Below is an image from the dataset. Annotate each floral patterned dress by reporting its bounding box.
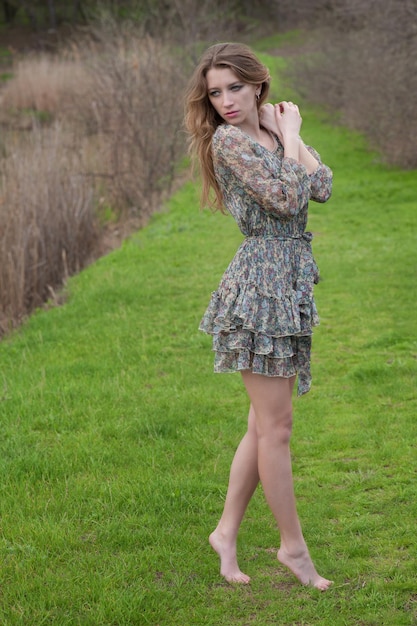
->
[199,124,333,395]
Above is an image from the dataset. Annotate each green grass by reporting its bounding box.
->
[1,50,417,625]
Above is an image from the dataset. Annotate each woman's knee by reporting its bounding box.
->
[256,408,293,444]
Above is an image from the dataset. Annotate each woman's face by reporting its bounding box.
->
[206,67,258,126]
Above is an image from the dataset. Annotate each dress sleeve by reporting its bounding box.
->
[305,145,333,203]
[212,125,311,219]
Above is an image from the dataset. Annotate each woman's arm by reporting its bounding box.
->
[260,102,302,163]
[213,124,311,219]
[260,102,318,173]
[299,141,320,175]
[260,103,332,202]
[304,145,333,202]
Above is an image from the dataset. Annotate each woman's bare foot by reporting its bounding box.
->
[277,547,333,591]
[209,530,250,584]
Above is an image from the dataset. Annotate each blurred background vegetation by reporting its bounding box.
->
[0,0,415,336]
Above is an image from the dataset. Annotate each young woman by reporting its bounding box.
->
[184,42,333,590]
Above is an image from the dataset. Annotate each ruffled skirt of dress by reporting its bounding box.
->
[199,237,320,396]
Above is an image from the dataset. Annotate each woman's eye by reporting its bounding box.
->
[231,85,242,91]
[209,90,220,97]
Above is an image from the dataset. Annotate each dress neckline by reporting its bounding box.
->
[266,131,279,153]
[223,124,279,153]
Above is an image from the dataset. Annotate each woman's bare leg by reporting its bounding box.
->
[209,405,259,583]
[241,371,332,591]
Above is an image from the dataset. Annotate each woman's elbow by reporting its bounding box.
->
[310,166,333,203]
[313,185,332,203]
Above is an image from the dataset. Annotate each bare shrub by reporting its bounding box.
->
[0,123,98,336]
[288,0,417,168]
[87,0,259,48]
[68,24,189,216]
[261,0,375,31]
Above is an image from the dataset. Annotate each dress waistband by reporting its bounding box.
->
[245,231,313,242]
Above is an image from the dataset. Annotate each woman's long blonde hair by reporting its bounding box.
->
[184,43,270,212]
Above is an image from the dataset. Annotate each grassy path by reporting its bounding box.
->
[1,52,416,625]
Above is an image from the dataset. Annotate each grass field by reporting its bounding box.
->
[1,49,416,625]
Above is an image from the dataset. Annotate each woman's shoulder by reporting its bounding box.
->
[213,124,252,154]
[214,123,242,142]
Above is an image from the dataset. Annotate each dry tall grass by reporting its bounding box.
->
[0,124,97,335]
[0,24,189,336]
[0,54,89,115]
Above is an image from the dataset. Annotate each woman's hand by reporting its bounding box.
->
[275,101,302,143]
[260,101,302,149]
[259,103,279,136]
[276,102,319,173]
[273,101,302,161]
